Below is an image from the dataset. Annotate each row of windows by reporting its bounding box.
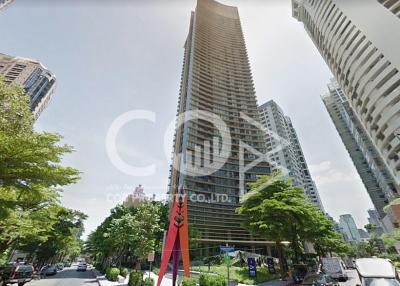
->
[300,0,400,177]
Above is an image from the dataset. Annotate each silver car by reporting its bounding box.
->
[43,265,57,276]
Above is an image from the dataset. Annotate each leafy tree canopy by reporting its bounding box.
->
[0,76,82,258]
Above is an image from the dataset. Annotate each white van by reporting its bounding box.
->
[355,258,400,286]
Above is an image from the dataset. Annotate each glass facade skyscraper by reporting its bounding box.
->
[322,79,397,218]
[169,0,271,252]
[339,214,362,244]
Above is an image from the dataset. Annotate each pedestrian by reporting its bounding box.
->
[40,265,47,279]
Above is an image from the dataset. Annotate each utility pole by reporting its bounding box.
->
[222,243,233,286]
[147,251,155,279]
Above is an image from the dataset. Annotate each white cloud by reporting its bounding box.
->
[310,161,358,186]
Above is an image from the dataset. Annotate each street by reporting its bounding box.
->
[339,270,359,286]
[25,267,96,286]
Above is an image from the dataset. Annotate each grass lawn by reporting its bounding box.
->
[192,265,280,285]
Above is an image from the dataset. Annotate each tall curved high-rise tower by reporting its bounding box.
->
[292,0,400,193]
[169,0,271,253]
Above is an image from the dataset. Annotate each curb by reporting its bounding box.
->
[91,269,102,286]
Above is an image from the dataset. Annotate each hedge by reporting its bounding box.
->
[199,274,225,286]
[181,277,198,286]
[120,268,129,278]
[129,271,143,286]
[106,267,120,282]
[144,277,155,286]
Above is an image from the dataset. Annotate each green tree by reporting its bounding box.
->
[237,173,344,276]
[382,229,400,253]
[0,77,81,255]
[16,207,86,263]
[86,202,164,268]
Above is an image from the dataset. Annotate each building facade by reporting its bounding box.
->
[169,0,271,252]
[358,228,370,242]
[0,54,56,120]
[322,79,398,218]
[377,0,400,19]
[339,214,362,244]
[258,100,324,211]
[326,214,341,232]
[123,185,149,209]
[367,209,385,235]
[0,0,13,10]
[292,0,400,190]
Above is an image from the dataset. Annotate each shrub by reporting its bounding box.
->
[129,271,143,286]
[199,274,225,286]
[106,267,120,282]
[144,277,155,286]
[182,277,198,286]
[120,268,129,278]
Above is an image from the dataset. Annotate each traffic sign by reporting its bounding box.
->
[147,251,155,262]
[220,246,235,253]
[266,257,275,274]
[247,257,257,277]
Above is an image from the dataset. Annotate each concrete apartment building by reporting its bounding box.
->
[292,0,400,192]
[123,185,156,209]
[169,0,271,253]
[259,100,325,211]
[0,54,56,120]
[322,79,398,221]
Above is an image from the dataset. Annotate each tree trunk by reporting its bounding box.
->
[291,224,300,264]
[276,241,286,279]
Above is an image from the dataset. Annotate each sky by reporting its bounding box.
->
[0,0,375,237]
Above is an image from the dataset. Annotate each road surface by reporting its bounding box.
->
[25,267,96,286]
[339,269,359,286]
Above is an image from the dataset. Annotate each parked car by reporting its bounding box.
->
[44,264,57,276]
[77,262,87,272]
[56,263,64,271]
[301,273,339,286]
[322,257,348,282]
[0,263,34,286]
[355,258,400,286]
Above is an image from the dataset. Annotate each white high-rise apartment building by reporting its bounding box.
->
[0,54,56,120]
[259,100,324,211]
[0,0,13,10]
[292,0,400,189]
